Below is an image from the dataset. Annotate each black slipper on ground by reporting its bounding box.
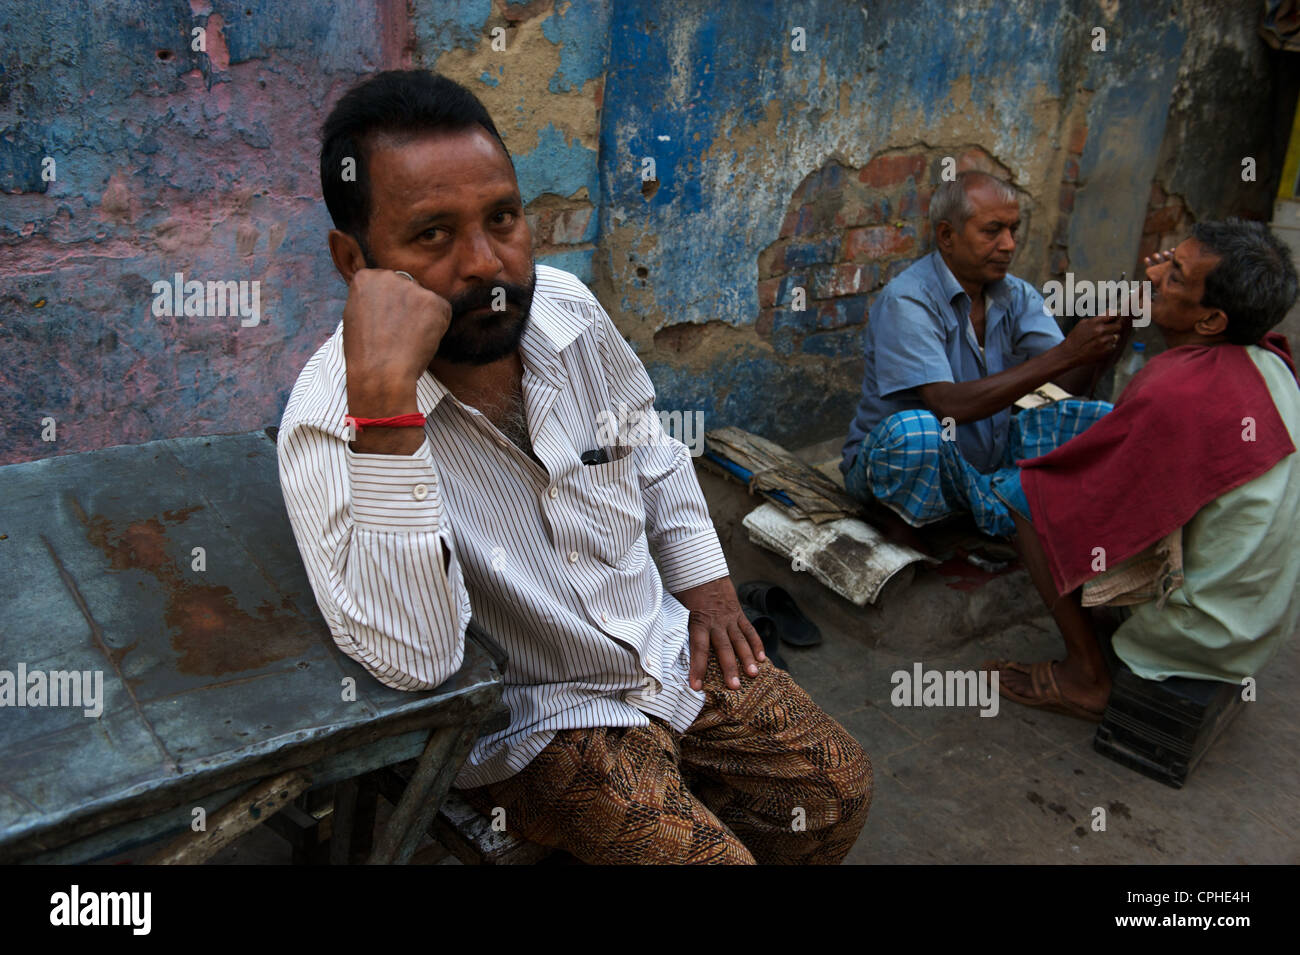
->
[737,580,822,647]
[742,604,787,671]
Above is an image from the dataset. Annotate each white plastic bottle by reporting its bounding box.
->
[1111,341,1147,402]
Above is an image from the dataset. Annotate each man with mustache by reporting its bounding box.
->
[841,170,1121,545]
[277,70,871,864]
[987,220,1300,719]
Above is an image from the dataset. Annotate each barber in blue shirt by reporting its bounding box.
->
[840,170,1121,540]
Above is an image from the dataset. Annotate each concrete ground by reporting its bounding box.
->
[99,438,1300,865]
[707,437,1300,864]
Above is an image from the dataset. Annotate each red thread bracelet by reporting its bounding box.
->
[345,413,427,432]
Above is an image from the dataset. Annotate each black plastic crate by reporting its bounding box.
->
[1093,661,1248,788]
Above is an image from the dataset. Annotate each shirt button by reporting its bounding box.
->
[568,551,579,563]
[600,612,609,623]
[412,483,428,501]
[548,486,558,499]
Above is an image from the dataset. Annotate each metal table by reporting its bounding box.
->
[0,428,505,864]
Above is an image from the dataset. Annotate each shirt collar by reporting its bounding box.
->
[415,271,595,415]
[930,250,1012,310]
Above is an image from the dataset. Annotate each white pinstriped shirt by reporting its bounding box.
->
[276,265,729,787]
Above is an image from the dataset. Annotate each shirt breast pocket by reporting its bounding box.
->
[576,451,646,567]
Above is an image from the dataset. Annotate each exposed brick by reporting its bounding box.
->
[770,307,819,357]
[1063,157,1079,183]
[777,273,809,305]
[758,244,784,278]
[1050,248,1070,274]
[1067,123,1087,156]
[1144,204,1182,235]
[756,309,775,339]
[552,206,593,244]
[800,163,848,203]
[526,209,554,246]
[812,263,876,299]
[791,205,819,236]
[1052,215,1070,247]
[802,326,867,357]
[859,153,927,188]
[815,294,870,329]
[795,164,847,207]
[779,207,800,238]
[1059,184,1075,214]
[1149,181,1167,205]
[897,184,921,217]
[844,224,916,261]
[881,257,915,285]
[833,195,891,228]
[782,235,841,269]
[918,188,932,217]
[757,277,781,309]
[772,307,818,336]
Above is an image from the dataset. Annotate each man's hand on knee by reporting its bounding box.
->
[675,576,765,691]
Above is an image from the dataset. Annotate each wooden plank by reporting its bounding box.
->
[145,771,311,865]
[430,792,553,866]
[367,721,477,864]
[328,778,359,866]
[372,769,551,866]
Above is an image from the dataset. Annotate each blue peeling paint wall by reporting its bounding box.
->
[3,0,1289,465]
[1,0,611,464]
[593,0,1208,448]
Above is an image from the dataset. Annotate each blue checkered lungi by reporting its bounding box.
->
[843,399,1112,538]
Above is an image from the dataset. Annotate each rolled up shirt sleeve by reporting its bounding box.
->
[277,420,471,691]
[594,304,730,594]
[1009,282,1064,361]
[872,290,956,399]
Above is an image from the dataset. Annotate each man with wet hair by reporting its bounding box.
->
[277,70,871,864]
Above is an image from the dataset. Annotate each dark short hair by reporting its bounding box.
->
[1191,218,1298,345]
[320,70,511,252]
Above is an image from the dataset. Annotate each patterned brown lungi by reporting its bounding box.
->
[457,655,872,864]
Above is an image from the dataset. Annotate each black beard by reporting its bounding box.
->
[358,236,537,366]
[437,267,536,366]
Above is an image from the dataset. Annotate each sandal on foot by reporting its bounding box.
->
[983,659,1105,722]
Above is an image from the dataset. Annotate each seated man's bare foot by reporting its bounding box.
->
[984,658,1110,721]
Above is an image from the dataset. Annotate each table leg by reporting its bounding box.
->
[366,721,480,865]
[146,770,311,865]
[328,778,359,866]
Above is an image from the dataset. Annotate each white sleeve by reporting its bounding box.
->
[277,419,471,690]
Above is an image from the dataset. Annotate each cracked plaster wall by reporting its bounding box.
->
[3,0,1287,464]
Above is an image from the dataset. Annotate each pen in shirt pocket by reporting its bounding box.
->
[581,444,633,465]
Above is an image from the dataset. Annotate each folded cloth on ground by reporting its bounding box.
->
[1018,332,1299,596]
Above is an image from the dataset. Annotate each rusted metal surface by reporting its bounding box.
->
[0,429,503,862]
